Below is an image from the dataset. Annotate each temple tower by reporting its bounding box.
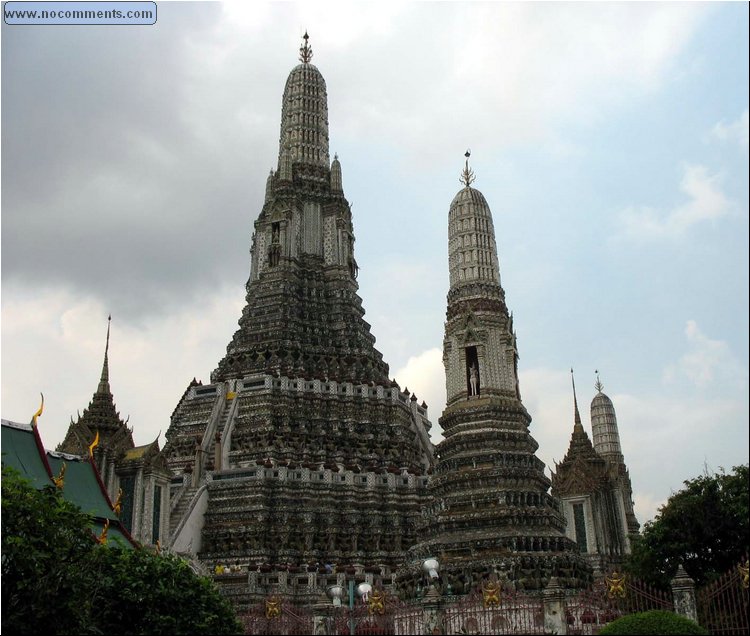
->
[58,316,135,488]
[404,156,591,595]
[57,317,171,546]
[551,372,640,571]
[163,35,434,605]
[590,374,640,536]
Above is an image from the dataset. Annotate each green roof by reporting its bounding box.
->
[47,455,119,521]
[1,420,52,489]
[2,419,135,548]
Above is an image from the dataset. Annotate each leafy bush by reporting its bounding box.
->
[598,610,708,635]
[2,465,241,635]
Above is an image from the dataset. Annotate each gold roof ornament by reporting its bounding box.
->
[88,429,100,458]
[30,393,44,428]
[53,462,67,490]
[460,149,476,187]
[605,571,627,598]
[112,487,123,516]
[98,518,110,545]
[299,31,313,63]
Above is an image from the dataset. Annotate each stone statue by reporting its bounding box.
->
[469,363,478,396]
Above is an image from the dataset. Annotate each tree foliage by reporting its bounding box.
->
[2,465,97,634]
[624,464,749,590]
[1,466,241,635]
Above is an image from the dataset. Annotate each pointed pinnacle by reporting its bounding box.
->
[571,368,582,428]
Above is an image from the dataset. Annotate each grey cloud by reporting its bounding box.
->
[1,4,285,322]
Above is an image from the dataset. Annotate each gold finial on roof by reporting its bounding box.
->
[113,487,123,515]
[98,518,110,544]
[88,430,100,458]
[299,31,313,63]
[595,369,604,393]
[53,462,67,489]
[460,149,476,187]
[30,393,44,428]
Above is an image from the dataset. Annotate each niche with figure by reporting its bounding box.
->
[465,346,480,397]
[268,222,281,267]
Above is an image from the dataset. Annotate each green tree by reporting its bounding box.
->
[2,466,242,635]
[2,466,96,634]
[624,464,749,590]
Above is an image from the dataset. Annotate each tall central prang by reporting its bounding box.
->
[213,33,387,385]
[163,34,435,607]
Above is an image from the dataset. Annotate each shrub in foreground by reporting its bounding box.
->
[598,610,708,635]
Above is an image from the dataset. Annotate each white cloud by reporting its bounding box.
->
[207,2,709,166]
[663,320,748,390]
[619,164,730,239]
[1,284,245,450]
[711,108,749,148]
[612,390,748,524]
[518,363,748,525]
[393,348,446,441]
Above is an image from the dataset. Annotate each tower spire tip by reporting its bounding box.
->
[594,369,604,393]
[571,368,582,428]
[299,30,313,63]
[460,149,476,187]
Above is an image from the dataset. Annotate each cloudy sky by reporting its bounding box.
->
[2,1,748,525]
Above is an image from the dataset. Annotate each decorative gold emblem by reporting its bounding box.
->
[482,580,501,607]
[605,571,627,598]
[368,589,386,616]
[98,518,110,545]
[52,462,66,489]
[739,560,749,589]
[112,488,123,516]
[226,391,236,400]
[265,595,281,619]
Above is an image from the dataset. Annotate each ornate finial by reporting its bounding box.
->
[112,487,123,515]
[98,316,111,390]
[460,149,476,187]
[30,393,44,428]
[571,368,582,427]
[595,369,604,393]
[299,31,313,63]
[53,463,67,489]
[88,430,100,458]
[97,518,110,545]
